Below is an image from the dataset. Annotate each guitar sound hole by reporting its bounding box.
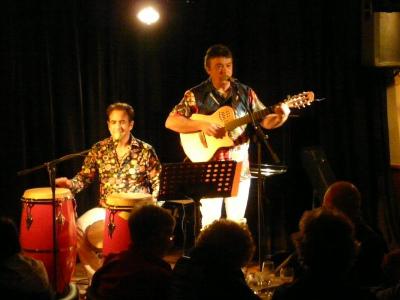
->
[219,111,232,122]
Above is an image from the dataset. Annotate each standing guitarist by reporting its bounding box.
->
[165,44,290,228]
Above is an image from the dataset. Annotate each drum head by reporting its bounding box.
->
[85,220,104,251]
[77,207,106,278]
[105,192,153,208]
[22,187,72,201]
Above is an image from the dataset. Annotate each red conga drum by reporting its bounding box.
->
[20,187,77,295]
[103,192,154,257]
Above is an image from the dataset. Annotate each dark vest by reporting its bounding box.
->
[190,79,252,117]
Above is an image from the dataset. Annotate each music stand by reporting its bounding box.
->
[158,160,242,240]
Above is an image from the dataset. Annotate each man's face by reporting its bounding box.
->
[206,56,233,84]
[107,109,134,141]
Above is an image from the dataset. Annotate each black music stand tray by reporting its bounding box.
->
[158,160,242,240]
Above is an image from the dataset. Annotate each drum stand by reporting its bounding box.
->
[158,160,242,247]
[17,149,89,295]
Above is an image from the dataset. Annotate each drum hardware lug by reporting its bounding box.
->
[56,203,65,226]
[26,203,34,230]
[56,214,65,226]
[26,215,33,230]
[108,222,116,238]
[108,209,116,238]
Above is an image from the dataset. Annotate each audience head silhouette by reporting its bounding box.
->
[196,219,255,268]
[169,219,257,300]
[323,181,362,222]
[0,216,53,300]
[273,209,379,300]
[295,207,356,276]
[128,204,176,256]
[87,205,176,300]
[0,216,21,260]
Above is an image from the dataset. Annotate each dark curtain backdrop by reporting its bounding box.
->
[2,0,399,254]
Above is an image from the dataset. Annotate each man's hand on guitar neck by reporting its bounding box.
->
[260,102,290,129]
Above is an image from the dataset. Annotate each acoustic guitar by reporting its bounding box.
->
[180,91,315,162]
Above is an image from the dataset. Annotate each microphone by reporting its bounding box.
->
[228,77,240,94]
[228,77,238,84]
[113,131,121,143]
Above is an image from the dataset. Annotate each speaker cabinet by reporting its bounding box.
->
[362,1,400,67]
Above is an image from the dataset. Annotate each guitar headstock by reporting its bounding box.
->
[284,91,315,109]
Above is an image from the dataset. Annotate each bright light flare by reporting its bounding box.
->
[137,6,160,25]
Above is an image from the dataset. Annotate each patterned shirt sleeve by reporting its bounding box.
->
[169,90,199,118]
[146,146,161,199]
[70,147,98,194]
[248,88,266,112]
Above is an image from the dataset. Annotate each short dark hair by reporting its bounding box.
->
[295,207,356,274]
[128,205,176,248]
[106,102,135,121]
[204,44,233,70]
[196,219,255,268]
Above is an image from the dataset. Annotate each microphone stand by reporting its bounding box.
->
[238,92,281,272]
[250,119,280,271]
[17,149,89,294]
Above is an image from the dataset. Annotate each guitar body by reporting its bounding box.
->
[180,106,236,162]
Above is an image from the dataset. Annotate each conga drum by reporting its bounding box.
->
[103,192,154,257]
[20,187,77,295]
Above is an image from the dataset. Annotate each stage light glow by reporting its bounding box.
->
[137,6,160,25]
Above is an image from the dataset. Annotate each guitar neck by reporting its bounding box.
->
[223,91,314,132]
[225,107,273,131]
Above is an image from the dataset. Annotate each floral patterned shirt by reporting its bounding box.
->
[70,135,161,206]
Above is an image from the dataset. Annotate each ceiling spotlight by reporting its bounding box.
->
[137,6,160,25]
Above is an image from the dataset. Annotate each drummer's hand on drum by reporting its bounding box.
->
[55,177,72,189]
